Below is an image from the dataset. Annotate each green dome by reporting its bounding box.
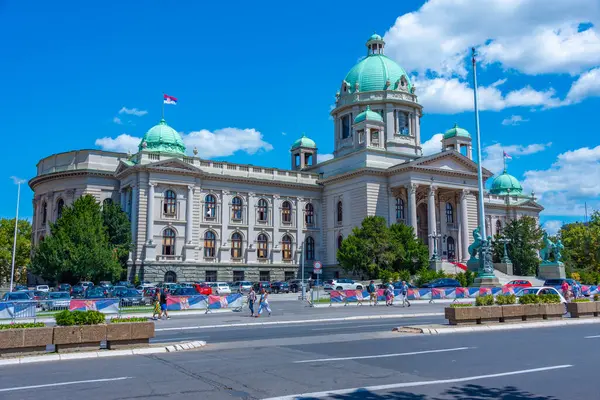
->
[443,123,471,139]
[354,105,383,124]
[490,171,523,195]
[139,119,186,155]
[291,133,316,150]
[368,33,383,41]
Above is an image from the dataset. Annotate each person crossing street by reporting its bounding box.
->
[247,287,257,317]
[401,280,411,307]
[257,288,271,317]
[367,280,377,306]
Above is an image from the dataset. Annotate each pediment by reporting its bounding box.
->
[409,151,493,177]
[114,159,135,176]
[147,158,201,173]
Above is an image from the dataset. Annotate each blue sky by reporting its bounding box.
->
[2,0,599,234]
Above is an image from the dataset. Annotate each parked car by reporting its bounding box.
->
[35,285,50,292]
[253,281,272,293]
[14,285,28,291]
[22,290,46,301]
[99,281,113,289]
[210,282,232,295]
[157,282,179,291]
[543,278,582,288]
[287,279,306,293]
[516,286,567,304]
[324,279,364,291]
[271,281,290,294]
[115,288,146,306]
[41,291,71,311]
[390,282,417,290]
[115,281,134,288]
[137,282,156,290]
[58,283,72,292]
[70,285,85,298]
[232,281,253,293]
[84,287,108,299]
[420,278,461,289]
[2,292,32,301]
[79,281,94,290]
[504,280,532,288]
[172,287,201,296]
[193,283,213,295]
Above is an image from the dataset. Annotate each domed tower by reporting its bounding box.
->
[442,123,472,159]
[332,34,422,160]
[290,133,317,170]
[489,168,523,196]
[139,118,186,155]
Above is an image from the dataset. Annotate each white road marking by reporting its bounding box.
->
[294,346,471,363]
[153,336,210,343]
[584,335,600,339]
[262,365,573,399]
[310,323,404,331]
[0,377,132,393]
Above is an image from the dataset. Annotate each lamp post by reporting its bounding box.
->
[300,240,306,301]
[471,48,499,286]
[9,177,26,292]
[428,231,442,261]
[499,237,512,264]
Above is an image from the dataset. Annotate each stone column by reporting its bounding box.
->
[247,193,256,263]
[460,189,470,262]
[145,183,155,245]
[130,185,138,261]
[388,188,396,225]
[296,197,304,263]
[120,190,126,211]
[427,186,437,257]
[439,195,447,258]
[409,184,418,236]
[185,185,194,244]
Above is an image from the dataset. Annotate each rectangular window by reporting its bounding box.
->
[398,112,410,135]
[233,271,245,282]
[358,130,365,144]
[259,271,270,282]
[284,271,295,281]
[341,115,350,139]
[205,270,217,282]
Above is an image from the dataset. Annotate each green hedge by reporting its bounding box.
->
[539,294,561,304]
[55,310,106,326]
[495,294,516,305]
[450,303,472,308]
[0,322,46,330]
[594,294,599,301]
[475,295,495,306]
[519,294,540,304]
[110,317,148,323]
[573,298,591,303]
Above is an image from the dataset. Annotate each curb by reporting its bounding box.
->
[0,340,206,367]
[393,318,600,335]
[155,312,444,332]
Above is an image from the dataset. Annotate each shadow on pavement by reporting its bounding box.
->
[297,384,558,400]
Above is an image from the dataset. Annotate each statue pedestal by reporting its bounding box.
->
[538,262,566,280]
[466,259,479,273]
[473,276,501,287]
[429,260,444,272]
[493,262,513,276]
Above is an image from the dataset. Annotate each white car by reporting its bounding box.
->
[323,279,363,291]
[210,282,232,295]
[515,286,567,303]
[36,285,50,292]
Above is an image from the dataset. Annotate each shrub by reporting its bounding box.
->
[475,295,495,306]
[415,268,447,287]
[0,322,45,330]
[110,317,148,323]
[55,310,75,326]
[450,303,473,308]
[454,270,475,288]
[539,294,561,304]
[573,298,591,303]
[594,294,599,302]
[55,310,106,326]
[495,294,516,305]
[519,294,540,304]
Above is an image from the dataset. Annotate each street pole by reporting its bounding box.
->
[300,241,305,301]
[10,179,23,292]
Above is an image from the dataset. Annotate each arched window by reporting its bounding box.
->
[257,198,268,222]
[162,228,176,256]
[204,231,216,258]
[337,234,343,250]
[42,202,47,225]
[205,194,216,218]
[164,271,177,283]
[257,233,268,259]
[231,232,243,258]
[281,201,292,224]
[337,201,343,224]
[282,235,293,260]
[231,197,243,220]
[496,220,503,236]
[305,203,315,227]
[164,190,177,215]
[395,198,405,221]
[57,199,65,219]
[446,203,454,223]
[305,236,315,260]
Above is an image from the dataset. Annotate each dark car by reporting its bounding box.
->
[544,278,581,287]
[2,292,33,301]
[271,281,290,294]
[115,288,145,306]
[253,281,272,293]
[14,285,28,291]
[84,287,108,299]
[172,287,201,296]
[288,279,306,293]
[392,282,417,290]
[58,283,72,292]
[41,292,71,311]
[115,281,134,288]
[70,285,85,298]
[421,278,461,289]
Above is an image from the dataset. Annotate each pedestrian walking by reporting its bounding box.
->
[257,288,271,317]
[561,280,570,302]
[247,287,257,317]
[387,281,395,306]
[572,281,581,300]
[367,280,377,306]
[160,287,170,319]
[152,288,161,320]
[401,281,411,307]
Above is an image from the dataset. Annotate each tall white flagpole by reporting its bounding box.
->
[10,178,25,292]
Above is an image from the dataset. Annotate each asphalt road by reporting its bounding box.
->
[2,322,600,399]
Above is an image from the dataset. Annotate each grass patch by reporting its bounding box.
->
[450,303,473,308]
[110,317,148,323]
[0,322,45,330]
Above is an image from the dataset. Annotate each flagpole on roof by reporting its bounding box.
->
[503,150,506,173]
[161,92,165,120]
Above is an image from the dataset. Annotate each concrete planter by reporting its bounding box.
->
[53,325,107,352]
[476,306,502,323]
[567,302,598,318]
[107,322,154,349]
[522,304,543,320]
[0,327,53,356]
[541,303,565,319]
[500,304,525,322]
[445,307,479,325]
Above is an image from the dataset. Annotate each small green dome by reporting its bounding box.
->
[354,106,383,124]
[443,123,471,140]
[344,53,412,94]
[139,119,186,155]
[291,133,316,150]
[368,33,383,41]
[490,171,523,195]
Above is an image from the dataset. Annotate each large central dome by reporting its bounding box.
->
[343,34,412,94]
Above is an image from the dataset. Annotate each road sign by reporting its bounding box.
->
[313,261,322,274]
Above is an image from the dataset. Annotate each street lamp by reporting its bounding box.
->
[498,237,512,264]
[9,176,26,292]
[428,231,442,261]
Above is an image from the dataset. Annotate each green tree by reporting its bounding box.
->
[491,216,543,276]
[102,200,131,271]
[0,219,31,284]
[31,195,122,283]
[560,211,600,274]
[337,216,428,279]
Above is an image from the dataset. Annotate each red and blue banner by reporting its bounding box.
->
[0,301,36,319]
[69,299,119,313]
[207,293,243,309]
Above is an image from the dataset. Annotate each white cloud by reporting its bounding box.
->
[113,117,122,125]
[522,145,600,216]
[564,67,600,104]
[421,133,443,156]
[543,220,563,236]
[118,107,148,117]
[483,142,552,175]
[384,0,600,77]
[96,128,274,159]
[281,132,287,136]
[318,153,334,162]
[95,134,139,154]
[501,115,529,126]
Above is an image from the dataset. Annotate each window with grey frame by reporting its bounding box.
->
[395,198,405,221]
[281,201,292,224]
[231,196,243,221]
[305,203,315,227]
[282,235,293,260]
[257,198,268,222]
[398,111,410,135]
[305,236,315,260]
[205,194,216,218]
[446,203,454,223]
[162,228,176,256]
[257,233,269,259]
[163,190,177,216]
[231,232,243,258]
[56,198,65,220]
[204,231,216,257]
[341,114,351,139]
[337,200,343,224]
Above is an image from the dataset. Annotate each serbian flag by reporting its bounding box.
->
[163,94,178,105]
[503,151,512,160]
